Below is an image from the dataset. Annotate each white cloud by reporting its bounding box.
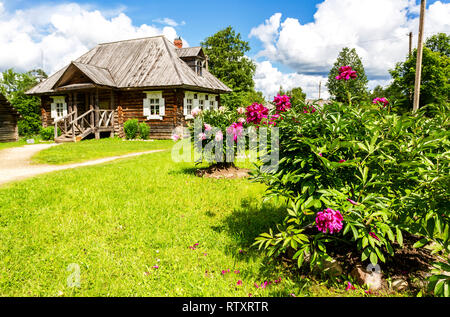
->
[250,0,450,98]
[254,61,329,100]
[0,2,181,74]
[153,17,185,27]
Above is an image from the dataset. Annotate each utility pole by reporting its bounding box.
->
[409,32,413,56]
[318,81,322,100]
[413,0,426,113]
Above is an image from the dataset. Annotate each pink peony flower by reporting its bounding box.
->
[171,134,181,142]
[273,94,292,113]
[237,107,246,114]
[315,208,344,234]
[246,103,269,125]
[336,65,357,81]
[215,130,223,142]
[218,106,226,112]
[226,122,244,142]
[198,132,207,141]
[372,97,389,108]
[237,280,243,286]
[191,107,202,117]
[152,265,159,269]
[238,117,246,123]
[204,123,212,131]
[346,282,356,291]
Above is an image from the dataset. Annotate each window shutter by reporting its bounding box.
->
[160,97,165,116]
[183,98,188,115]
[143,98,150,117]
[51,102,57,119]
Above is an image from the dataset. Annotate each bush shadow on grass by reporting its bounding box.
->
[215,198,288,259]
[167,166,197,176]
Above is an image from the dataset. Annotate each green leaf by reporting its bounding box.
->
[370,251,378,265]
[413,238,428,249]
[396,227,403,247]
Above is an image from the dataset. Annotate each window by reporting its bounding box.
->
[143,91,165,120]
[184,92,219,117]
[50,96,67,119]
[184,92,195,119]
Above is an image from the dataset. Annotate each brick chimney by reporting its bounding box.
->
[174,37,183,49]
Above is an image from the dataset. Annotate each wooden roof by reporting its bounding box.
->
[176,47,205,58]
[27,35,231,95]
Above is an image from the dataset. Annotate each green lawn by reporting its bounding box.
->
[0,139,407,297]
[0,139,28,150]
[0,142,304,297]
[32,138,173,165]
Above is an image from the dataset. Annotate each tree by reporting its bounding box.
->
[201,26,257,108]
[278,86,306,105]
[390,46,449,111]
[0,69,46,136]
[326,47,369,103]
[425,33,450,57]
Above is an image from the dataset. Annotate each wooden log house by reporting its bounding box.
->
[0,93,20,143]
[26,35,231,142]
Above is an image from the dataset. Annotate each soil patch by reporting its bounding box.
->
[283,229,447,294]
[195,165,251,179]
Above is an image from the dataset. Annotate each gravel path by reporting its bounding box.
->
[0,144,164,186]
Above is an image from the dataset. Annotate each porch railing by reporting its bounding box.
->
[54,108,115,141]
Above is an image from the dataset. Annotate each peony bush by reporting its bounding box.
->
[252,96,449,280]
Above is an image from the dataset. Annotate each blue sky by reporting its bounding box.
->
[1,0,449,98]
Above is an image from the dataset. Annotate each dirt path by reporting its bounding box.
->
[0,144,165,186]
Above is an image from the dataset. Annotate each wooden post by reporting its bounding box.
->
[413,0,426,113]
[409,32,413,56]
[110,89,115,137]
[90,93,94,128]
[95,88,100,139]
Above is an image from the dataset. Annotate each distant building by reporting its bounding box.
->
[0,93,19,143]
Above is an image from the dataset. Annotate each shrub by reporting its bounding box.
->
[138,122,150,140]
[123,119,139,140]
[252,99,449,276]
[40,126,60,140]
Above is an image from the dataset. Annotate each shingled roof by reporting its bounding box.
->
[27,35,231,95]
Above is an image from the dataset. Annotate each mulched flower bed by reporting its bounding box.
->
[195,165,251,179]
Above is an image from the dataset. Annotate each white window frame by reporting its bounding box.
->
[184,91,219,118]
[183,91,195,119]
[50,96,67,120]
[143,91,165,120]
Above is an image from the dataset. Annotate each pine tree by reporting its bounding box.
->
[326,47,369,103]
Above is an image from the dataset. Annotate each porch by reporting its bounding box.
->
[52,87,118,143]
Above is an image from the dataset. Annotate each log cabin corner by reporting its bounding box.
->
[26,35,232,142]
[0,93,20,143]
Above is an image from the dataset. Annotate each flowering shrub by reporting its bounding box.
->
[253,101,449,276]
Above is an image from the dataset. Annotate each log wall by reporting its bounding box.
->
[0,94,19,143]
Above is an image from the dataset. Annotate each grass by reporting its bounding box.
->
[0,139,408,297]
[0,143,300,297]
[32,138,173,165]
[0,139,28,150]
